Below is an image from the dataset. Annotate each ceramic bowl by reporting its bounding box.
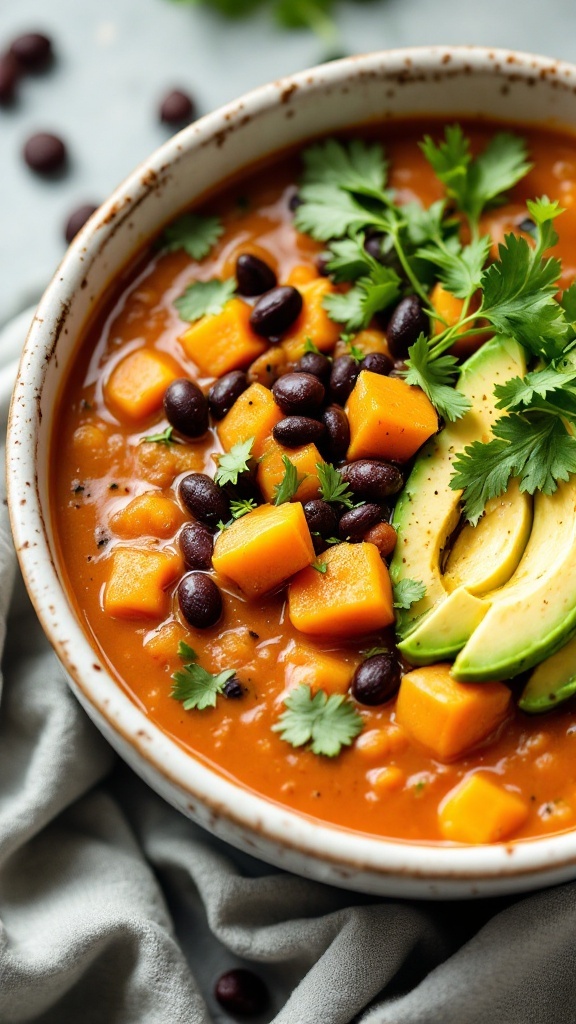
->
[9,46,576,899]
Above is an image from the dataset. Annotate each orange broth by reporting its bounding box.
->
[52,120,576,843]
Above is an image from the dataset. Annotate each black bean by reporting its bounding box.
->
[208,370,248,420]
[223,677,244,699]
[273,416,325,448]
[518,216,536,235]
[339,459,403,501]
[23,132,67,174]
[330,355,359,405]
[339,503,385,542]
[236,253,277,296]
[362,352,393,376]
[321,405,350,460]
[272,372,325,415]
[215,968,269,1017]
[364,232,386,262]
[178,572,222,629]
[303,499,339,554]
[164,378,208,439]
[10,32,53,71]
[179,521,213,570]
[295,351,331,383]
[179,474,229,529]
[159,88,196,126]
[351,654,401,706]
[288,190,302,211]
[64,203,99,244]
[250,286,302,338]
[316,253,331,276]
[386,296,429,360]
[0,53,20,105]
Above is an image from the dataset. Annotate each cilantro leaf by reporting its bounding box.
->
[300,138,389,196]
[273,455,305,504]
[294,183,381,242]
[316,462,355,509]
[214,437,255,487]
[163,213,223,261]
[451,413,576,524]
[323,265,401,331]
[140,425,177,446]
[362,646,391,659]
[171,643,235,711]
[416,235,490,299]
[303,336,323,355]
[175,278,236,323]
[230,497,258,519]
[493,367,576,411]
[311,561,327,574]
[273,684,363,757]
[403,335,468,423]
[393,578,427,610]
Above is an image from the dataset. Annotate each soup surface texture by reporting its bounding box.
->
[53,120,576,844]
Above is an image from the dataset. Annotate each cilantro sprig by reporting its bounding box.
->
[273,455,305,505]
[171,642,236,711]
[273,684,363,757]
[393,579,427,610]
[175,277,236,323]
[140,425,177,446]
[163,213,223,261]
[214,438,255,487]
[316,461,355,509]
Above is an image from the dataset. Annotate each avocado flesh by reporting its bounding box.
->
[399,588,490,664]
[519,633,576,713]
[452,479,576,681]
[391,335,528,650]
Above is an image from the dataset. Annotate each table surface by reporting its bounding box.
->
[1,0,576,327]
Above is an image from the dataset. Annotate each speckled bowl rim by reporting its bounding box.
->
[9,46,576,897]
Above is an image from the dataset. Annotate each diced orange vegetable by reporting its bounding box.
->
[104,547,183,619]
[431,283,467,337]
[247,346,288,388]
[395,664,511,762]
[288,541,395,637]
[213,502,314,598]
[439,774,528,843]
[105,348,180,421]
[346,370,437,462]
[281,279,341,361]
[179,297,267,377]
[110,492,183,538]
[286,264,319,287]
[217,382,283,458]
[283,641,359,695]
[335,329,389,359]
[257,438,325,504]
[144,621,188,663]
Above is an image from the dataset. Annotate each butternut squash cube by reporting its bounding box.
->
[288,541,395,637]
[431,282,467,336]
[439,774,528,843]
[283,641,359,695]
[217,382,283,459]
[281,279,341,361]
[395,664,511,762]
[144,621,188,663]
[346,370,438,462]
[110,492,183,539]
[105,348,180,421]
[257,438,324,504]
[104,547,183,619]
[212,502,314,598]
[179,297,267,377]
[286,264,319,287]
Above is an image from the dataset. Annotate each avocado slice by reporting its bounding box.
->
[519,633,576,713]
[390,335,529,656]
[453,481,576,681]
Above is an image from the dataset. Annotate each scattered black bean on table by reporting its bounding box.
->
[23,131,67,174]
[208,370,248,420]
[236,253,277,296]
[64,203,99,243]
[272,371,325,416]
[386,295,429,359]
[179,521,214,571]
[164,378,209,439]
[273,415,325,448]
[329,355,360,405]
[339,459,403,501]
[249,285,302,338]
[321,405,350,461]
[178,572,222,629]
[0,53,20,104]
[179,473,229,530]
[10,32,53,71]
[295,350,331,383]
[338,503,385,542]
[159,88,196,126]
[214,968,269,1017]
[361,351,393,376]
[351,653,401,706]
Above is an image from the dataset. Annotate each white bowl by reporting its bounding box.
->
[9,46,576,899]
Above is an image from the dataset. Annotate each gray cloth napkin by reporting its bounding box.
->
[1,311,576,1024]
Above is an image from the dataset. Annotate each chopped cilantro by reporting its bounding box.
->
[230,497,258,519]
[316,462,355,509]
[273,455,305,505]
[140,425,177,446]
[171,642,236,711]
[273,683,364,757]
[214,437,255,487]
[175,277,236,323]
[163,213,223,261]
[311,561,327,574]
[393,578,427,610]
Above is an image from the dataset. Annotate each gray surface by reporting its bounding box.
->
[2,0,576,325]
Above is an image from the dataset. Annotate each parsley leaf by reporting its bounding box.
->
[230,497,258,519]
[403,335,468,423]
[393,578,427,610]
[140,425,177,446]
[214,437,255,487]
[273,454,305,505]
[171,643,236,711]
[273,684,363,757]
[316,462,355,509]
[163,213,223,261]
[175,278,236,323]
